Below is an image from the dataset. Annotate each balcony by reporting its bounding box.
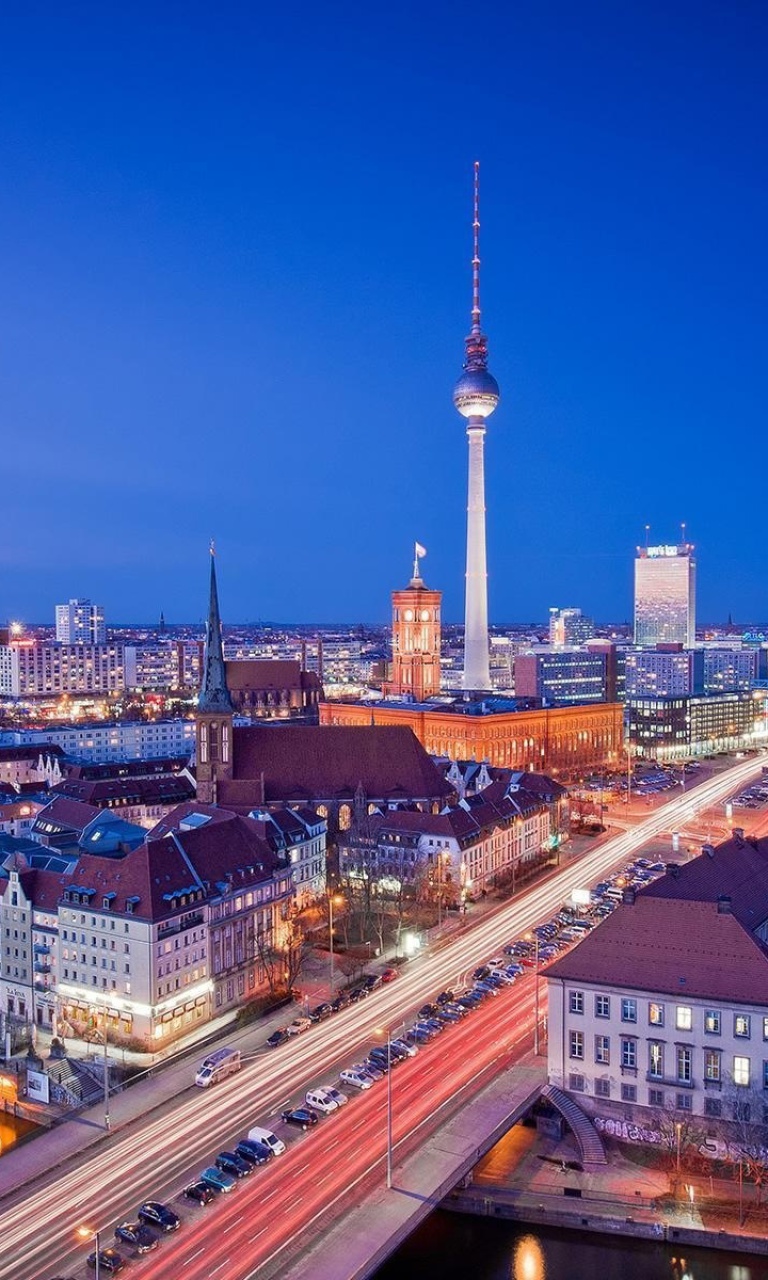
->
[157,911,205,939]
[34,961,51,975]
[33,943,51,956]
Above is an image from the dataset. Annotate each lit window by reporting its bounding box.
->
[648,1002,664,1027]
[735,1014,751,1039]
[676,1006,692,1031]
[569,1030,584,1060]
[734,1056,751,1087]
[705,1010,721,1035]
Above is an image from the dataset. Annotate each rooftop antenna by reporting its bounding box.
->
[681,520,686,548]
[644,524,650,549]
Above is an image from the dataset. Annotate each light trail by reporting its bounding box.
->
[3,757,761,1280]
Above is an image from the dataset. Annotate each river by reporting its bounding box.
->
[373,1210,768,1280]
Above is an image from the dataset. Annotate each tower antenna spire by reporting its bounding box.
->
[472,160,481,335]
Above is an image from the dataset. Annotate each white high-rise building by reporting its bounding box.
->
[634,544,696,648]
[55,598,106,645]
[453,163,500,692]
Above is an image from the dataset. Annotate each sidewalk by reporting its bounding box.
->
[447,1116,768,1255]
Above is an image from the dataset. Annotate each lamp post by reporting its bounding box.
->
[103,1004,110,1131]
[526,932,541,1055]
[376,1024,395,1188]
[327,892,343,1000]
[675,1120,682,1175]
[78,1225,100,1280]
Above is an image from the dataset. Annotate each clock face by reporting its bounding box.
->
[404,609,414,622]
[420,610,430,622]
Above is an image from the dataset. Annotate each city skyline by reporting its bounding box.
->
[1,3,766,624]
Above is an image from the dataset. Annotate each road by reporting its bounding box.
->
[5,755,763,1280]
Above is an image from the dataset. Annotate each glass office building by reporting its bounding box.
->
[634,544,696,648]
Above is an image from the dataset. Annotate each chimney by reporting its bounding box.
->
[622,887,636,905]
[702,843,716,859]
[732,828,745,844]
[667,863,680,878]
[717,895,732,914]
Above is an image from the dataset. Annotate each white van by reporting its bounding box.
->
[305,1088,338,1115]
[247,1126,286,1156]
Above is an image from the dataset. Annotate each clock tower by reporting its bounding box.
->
[387,547,442,701]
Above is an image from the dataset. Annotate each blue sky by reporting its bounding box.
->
[1,1,766,624]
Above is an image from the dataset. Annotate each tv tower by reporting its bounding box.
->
[453,161,499,691]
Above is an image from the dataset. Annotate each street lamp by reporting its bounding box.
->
[327,892,344,1000]
[525,932,541,1055]
[78,1225,100,1280]
[675,1120,682,1174]
[102,1004,110,1131]
[376,1025,395,1188]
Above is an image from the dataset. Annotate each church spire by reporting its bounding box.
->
[198,543,232,713]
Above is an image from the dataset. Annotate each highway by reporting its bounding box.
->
[4,755,763,1280]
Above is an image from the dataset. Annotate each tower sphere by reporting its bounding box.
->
[453,367,500,419]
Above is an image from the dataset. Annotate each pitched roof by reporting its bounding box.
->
[32,796,101,835]
[223,725,451,805]
[226,660,303,691]
[0,744,64,762]
[642,833,768,933]
[547,892,768,1006]
[52,775,195,808]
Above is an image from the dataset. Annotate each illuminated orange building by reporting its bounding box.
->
[385,551,442,701]
[320,698,624,777]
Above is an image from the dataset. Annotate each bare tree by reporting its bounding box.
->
[722,1085,768,1205]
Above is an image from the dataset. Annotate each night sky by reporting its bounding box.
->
[1,1,766,625]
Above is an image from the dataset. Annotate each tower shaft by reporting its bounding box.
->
[463,421,490,690]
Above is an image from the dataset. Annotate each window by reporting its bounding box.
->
[676,1006,692,1031]
[734,1056,751,1087]
[763,1016,768,1041]
[620,1038,637,1069]
[735,1014,751,1039]
[649,1042,664,1079]
[621,998,637,1023]
[705,1009,721,1035]
[649,1088,664,1107]
[763,1061,768,1091]
[595,1035,610,1065]
[595,994,610,1019]
[676,1046,692,1085]
[568,1073,585,1092]
[595,1078,611,1098]
[677,1093,692,1111]
[705,1097,722,1118]
[621,1083,637,1102]
[569,1031,584,1060]
[705,1050,721,1082]
[648,1002,664,1027]
[569,990,584,1015]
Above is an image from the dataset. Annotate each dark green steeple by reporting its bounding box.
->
[198,546,233,713]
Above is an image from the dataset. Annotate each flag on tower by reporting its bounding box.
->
[415,542,427,558]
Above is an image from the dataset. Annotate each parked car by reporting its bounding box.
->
[183,1181,216,1206]
[404,1025,433,1044]
[436,1006,462,1022]
[391,1037,418,1057]
[323,1086,349,1106]
[364,1054,390,1073]
[353,1058,384,1078]
[419,1002,441,1018]
[340,1068,373,1090]
[381,967,399,983]
[348,985,369,1003]
[330,992,351,1011]
[286,1017,312,1036]
[309,1003,333,1021]
[435,989,455,1005]
[266,1028,290,1048]
[114,1222,158,1254]
[235,1139,273,1165]
[363,973,383,990]
[200,1165,237,1193]
[137,1201,180,1232]
[306,1088,339,1114]
[281,1107,320,1130]
[87,1251,126,1274]
[443,1002,469,1017]
[473,966,491,981]
[215,1151,252,1178]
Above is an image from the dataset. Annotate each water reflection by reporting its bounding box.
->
[513,1235,545,1280]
